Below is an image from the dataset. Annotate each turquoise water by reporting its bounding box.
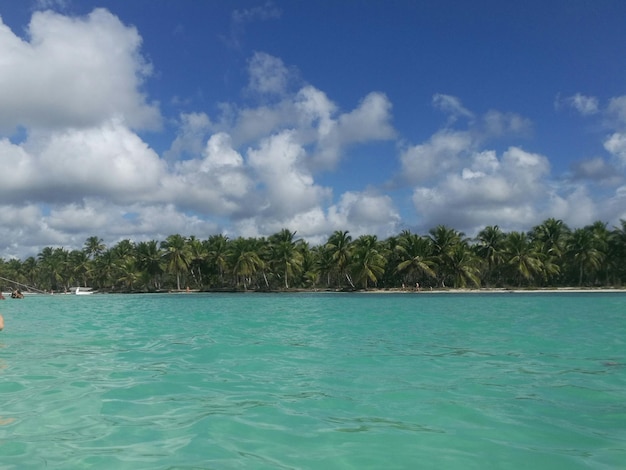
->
[0,292,625,469]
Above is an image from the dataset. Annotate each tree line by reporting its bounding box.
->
[1,218,625,293]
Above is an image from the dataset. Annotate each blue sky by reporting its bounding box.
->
[0,0,625,259]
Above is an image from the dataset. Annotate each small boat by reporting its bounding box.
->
[74,287,94,295]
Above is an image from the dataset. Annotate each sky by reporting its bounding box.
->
[1,0,626,259]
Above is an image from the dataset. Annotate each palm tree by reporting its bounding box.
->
[83,236,106,260]
[205,234,230,287]
[2,258,27,291]
[314,245,336,287]
[566,227,602,286]
[187,235,207,288]
[136,240,164,291]
[325,230,354,288]
[38,247,69,291]
[351,235,387,289]
[69,249,92,288]
[587,221,610,285]
[21,257,39,290]
[530,218,570,286]
[117,259,141,291]
[111,239,135,261]
[228,237,265,290]
[396,232,437,287]
[297,241,319,288]
[447,244,480,288]
[475,225,506,286]
[94,250,117,290]
[504,231,544,286]
[268,229,303,289]
[429,225,465,287]
[161,234,191,291]
[609,220,626,284]
[380,234,404,287]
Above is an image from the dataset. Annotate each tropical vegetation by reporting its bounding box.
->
[1,219,625,293]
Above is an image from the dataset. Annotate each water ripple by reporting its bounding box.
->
[0,293,625,469]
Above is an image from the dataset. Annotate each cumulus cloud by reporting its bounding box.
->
[165,132,253,215]
[233,190,400,245]
[228,69,395,170]
[411,147,551,232]
[607,95,626,125]
[0,18,400,259]
[3,7,626,261]
[604,132,626,164]
[399,95,531,188]
[480,110,532,138]
[247,130,331,217]
[400,130,474,184]
[328,191,400,236]
[0,120,166,206]
[247,52,292,96]
[570,156,621,185]
[0,9,161,133]
[559,93,600,116]
[163,112,213,162]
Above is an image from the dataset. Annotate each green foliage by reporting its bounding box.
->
[1,219,625,292]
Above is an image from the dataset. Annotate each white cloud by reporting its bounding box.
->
[433,94,474,122]
[411,147,552,233]
[33,0,69,11]
[328,191,400,237]
[233,190,400,245]
[229,73,394,170]
[481,110,532,138]
[224,2,282,49]
[604,132,626,164]
[607,95,626,125]
[3,7,626,261]
[34,120,165,202]
[569,156,621,185]
[166,132,253,215]
[561,93,600,116]
[399,97,532,188]
[229,101,296,146]
[400,130,473,184]
[0,9,160,133]
[0,138,37,200]
[247,51,291,96]
[232,2,282,24]
[247,130,331,217]
[163,112,213,162]
[337,92,395,143]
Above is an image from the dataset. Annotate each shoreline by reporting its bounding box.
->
[4,287,626,296]
[359,287,626,294]
[189,286,626,295]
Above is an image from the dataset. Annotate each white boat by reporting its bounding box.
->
[74,287,94,295]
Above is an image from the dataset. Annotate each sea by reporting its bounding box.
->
[0,292,624,469]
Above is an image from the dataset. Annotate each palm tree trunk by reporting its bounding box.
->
[579,263,584,286]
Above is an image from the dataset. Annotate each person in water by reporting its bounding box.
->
[0,314,4,331]
[11,290,23,299]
